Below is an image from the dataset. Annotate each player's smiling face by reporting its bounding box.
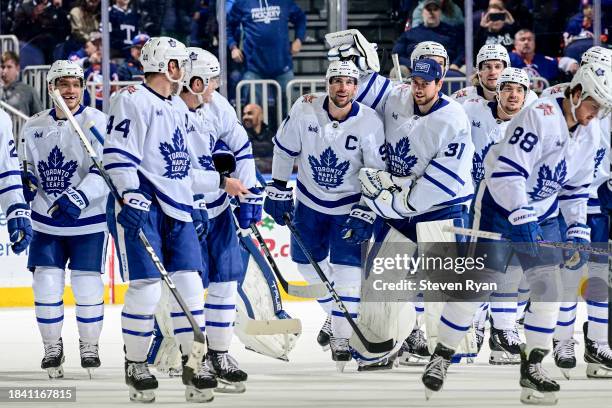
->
[479,60,505,90]
[411,77,440,106]
[55,77,83,111]
[328,76,357,108]
[499,83,525,113]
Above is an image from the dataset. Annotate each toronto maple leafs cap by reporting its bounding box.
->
[410,58,442,82]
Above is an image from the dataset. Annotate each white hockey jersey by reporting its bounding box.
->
[199,91,257,219]
[104,84,196,222]
[484,96,599,226]
[381,85,475,215]
[355,72,392,117]
[0,109,26,214]
[272,93,386,215]
[463,98,512,185]
[21,105,108,235]
[452,84,538,106]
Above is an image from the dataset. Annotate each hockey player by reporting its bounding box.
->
[452,44,538,106]
[103,37,214,403]
[463,67,531,365]
[265,60,386,371]
[19,60,107,379]
[423,62,611,405]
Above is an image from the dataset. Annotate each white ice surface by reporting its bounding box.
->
[0,301,610,407]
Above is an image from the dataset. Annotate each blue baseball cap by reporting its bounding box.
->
[128,34,150,49]
[410,58,442,82]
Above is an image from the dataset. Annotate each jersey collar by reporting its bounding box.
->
[323,96,360,123]
[143,83,172,101]
[49,104,85,121]
[414,92,448,116]
[487,101,501,120]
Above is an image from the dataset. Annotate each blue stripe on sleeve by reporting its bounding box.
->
[103,148,142,164]
[273,136,300,157]
[429,160,465,185]
[370,78,390,109]
[423,173,456,197]
[496,156,529,178]
[356,73,378,102]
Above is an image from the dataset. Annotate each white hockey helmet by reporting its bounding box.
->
[476,44,510,69]
[326,60,360,83]
[410,41,449,77]
[496,67,530,94]
[139,36,189,83]
[580,46,612,68]
[569,63,612,117]
[46,60,84,86]
[183,47,221,94]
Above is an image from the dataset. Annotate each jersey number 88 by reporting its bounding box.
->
[508,127,538,152]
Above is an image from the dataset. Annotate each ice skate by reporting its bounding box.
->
[357,352,397,372]
[583,322,612,378]
[398,328,430,366]
[79,340,101,378]
[330,337,351,372]
[41,338,65,379]
[125,360,158,403]
[317,315,332,351]
[552,338,577,380]
[421,343,453,400]
[519,347,559,405]
[489,326,522,365]
[183,355,216,402]
[207,350,247,393]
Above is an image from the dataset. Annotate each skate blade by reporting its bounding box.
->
[424,387,436,401]
[320,344,330,352]
[586,363,612,378]
[398,355,428,366]
[520,388,558,405]
[214,379,246,394]
[185,386,214,402]
[336,361,348,373]
[560,368,571,380]
[86,368,95,379]
[129,387,156,403]
[46,366,64,379]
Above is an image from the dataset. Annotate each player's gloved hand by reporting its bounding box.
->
[359,168,413,219]
[597,181,612,215]
[192,194,208,242]
[235,187,263,229]
[563,223,590,270]
[22,172,38,203]
[507,206,542,257]
[341,204,376,244]
[7,203,32,254]
[118,189,151,238]
[264,181,294,226]
[48,186,89,226]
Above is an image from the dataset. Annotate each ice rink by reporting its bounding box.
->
[0,301,610,407]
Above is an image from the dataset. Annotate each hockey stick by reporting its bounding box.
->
[391,54,403,83]
[283,213,394,353]
[0,101,36,195]
[50,89,204,384]
[445,225,612,257]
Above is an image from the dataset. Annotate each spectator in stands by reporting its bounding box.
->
[227,0,307,104]
[190,0,217,50]
[109,0,140,59]
[68,31,102,67]
[510,29,559,85]
[69,0,101,44]
[242,103,274,173]
[411,0,464,29]
[83,48,119,110]
[12,0,70,63]
[476,2,517,52]
[564,0,609,46]
[392,0,464,71]
[132,0,166,37]
[117,33,149,81]
[0,51,42,116]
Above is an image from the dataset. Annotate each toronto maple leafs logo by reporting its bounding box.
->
[472,142,493,184]
[308,125,319,133]
[385,137,417,177]
[528,160,567,201]
[189,51,198,61]
[159,128,191,179]
[308,147,349,189]
[34,130,43,138]
[37,146,78,196]
[472,120,481,128]
[593,147,605,178]
[595,68,605,77]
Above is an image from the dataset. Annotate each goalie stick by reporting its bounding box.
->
[283,213,394,353]
[50,89,205,385]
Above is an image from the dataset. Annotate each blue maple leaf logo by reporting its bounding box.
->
[386,137,418,176]
[472,142,493,184]
[308,147,350,189]
[593,147,605,178]
[37,146,78,196]
[198,155,214,170]
[528,160,567,201]
[159,128,191,179]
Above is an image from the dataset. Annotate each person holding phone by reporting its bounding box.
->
[476,3,517,52]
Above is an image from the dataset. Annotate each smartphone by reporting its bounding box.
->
[489,12,506,21]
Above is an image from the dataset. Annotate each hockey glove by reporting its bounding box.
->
[563,223,590,270]
[22,172,38,203]
[7,203,32,254]
[597,181,612,215]
[192,194,209,242]
[235,187,263,229]
[49,187,89,226]
[264,181,294,226]
[359,168,413,219]
[118,190,151,238]
[341,204,376,244]
[507,207,542,257]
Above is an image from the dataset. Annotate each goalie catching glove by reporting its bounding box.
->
[359,168,414,219]
[326,29,380,74]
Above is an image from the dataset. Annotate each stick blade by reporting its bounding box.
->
[287,283,327,298]
[362,338,395,354]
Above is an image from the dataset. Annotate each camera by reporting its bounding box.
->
[489,12,506,22]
